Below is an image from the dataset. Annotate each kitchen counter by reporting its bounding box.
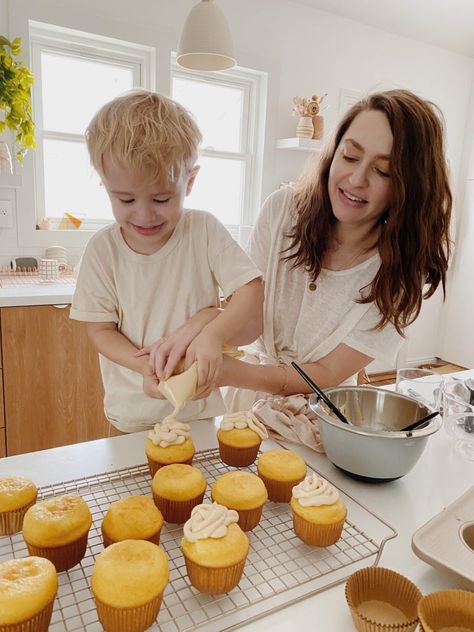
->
[0,280,75,307]
[0,370,473,630]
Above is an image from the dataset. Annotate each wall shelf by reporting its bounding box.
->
[276,137,323,152]
[0,174,22,189]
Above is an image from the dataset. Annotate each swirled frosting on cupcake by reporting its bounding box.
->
[148,419,191,447]
[220,411,268,440]
[292,473,339,507]
[183,502,239,542]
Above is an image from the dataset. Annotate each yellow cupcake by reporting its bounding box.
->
[291,473,347,546]
[0,556,57,632]
[145,419,195,477]
[217,411,268,467]
[152,464,206,523]
[92,540,169,632]
[101,495,164,547]
[257,449,307,502]
[0,476,37,535]
[181,502,249,594]
[211,471,268,531]
[22,494,92,572]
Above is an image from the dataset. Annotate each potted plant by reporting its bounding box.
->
[0,35,35,168]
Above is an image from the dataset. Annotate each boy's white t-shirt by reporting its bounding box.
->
[70,209,261,432]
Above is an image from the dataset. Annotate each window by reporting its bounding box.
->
[30,22,154,230]
[171,57,266,243]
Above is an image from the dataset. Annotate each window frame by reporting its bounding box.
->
[18,21,155,247]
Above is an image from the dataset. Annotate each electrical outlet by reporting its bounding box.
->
[0,200,13,228]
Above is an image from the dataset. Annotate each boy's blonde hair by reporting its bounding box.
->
[86,89,202,183]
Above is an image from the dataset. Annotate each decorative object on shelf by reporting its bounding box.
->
[0,36,35,163]
[0,141,13,174]
[292,94,327,140]
[177,0,236,71]
[58,212,82,230]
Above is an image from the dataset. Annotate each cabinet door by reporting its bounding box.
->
[1,305,109,455]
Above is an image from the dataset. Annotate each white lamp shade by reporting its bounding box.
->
[177,0,236,71]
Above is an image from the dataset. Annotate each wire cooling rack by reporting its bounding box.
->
[0,449,397,631]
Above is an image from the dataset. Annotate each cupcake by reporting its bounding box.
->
[290,473,347,546]
[211,471,268,531]
[92,540,169,632]
[151,463,206,523]
[257,449,307,502]
[0,556,57,632]
[101,495,164,547]
[217,411,268,467]
[0,475,37,535]
[145,419,196,477]
[181,502,249,594]
[22,494,92,572]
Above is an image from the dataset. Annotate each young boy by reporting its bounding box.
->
[70,90,263,434]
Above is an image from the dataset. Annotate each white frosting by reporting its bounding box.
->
[148,418,191,447]
[220,411,268,440]
[292,473,339,507]
[183,502,239,542]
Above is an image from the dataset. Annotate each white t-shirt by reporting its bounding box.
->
[249,186,403,372]
[70,210,261,432]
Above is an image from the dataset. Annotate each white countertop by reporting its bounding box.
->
[1,371,473,630]
[0,281,75,307]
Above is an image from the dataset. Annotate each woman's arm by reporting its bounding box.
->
[219,343,373,396]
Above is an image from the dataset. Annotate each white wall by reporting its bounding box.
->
[2,0,474,366]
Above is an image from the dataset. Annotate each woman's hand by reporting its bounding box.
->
[185,330,223,396]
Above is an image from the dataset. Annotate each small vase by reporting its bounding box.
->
[311,115,324,140]
[0,141,13,175]
[295,116,313,139]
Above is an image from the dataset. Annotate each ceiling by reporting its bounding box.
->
[294,0,474,58]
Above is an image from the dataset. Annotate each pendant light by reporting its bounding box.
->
[177,0,236,71]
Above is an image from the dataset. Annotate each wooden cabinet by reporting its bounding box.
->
[0,305,109,455]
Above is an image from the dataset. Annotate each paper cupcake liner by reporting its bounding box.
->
[147,456,193,478]
[345,567,422,632]
[0,498,37,536]
[0,595,55,632]
[25,531,89,572]
[257,473,304,503]
[218,440,261,467]
[102,526,161,548]
[93,591,164,632]
[292,511,345,546]
[152,492,204,524]
[418,589,474,631]
[183,555,247,594]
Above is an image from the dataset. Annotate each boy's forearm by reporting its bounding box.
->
[87,325,148,375]
[203,278,263,346]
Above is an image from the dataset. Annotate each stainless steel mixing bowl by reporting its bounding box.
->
[309,386,442,482]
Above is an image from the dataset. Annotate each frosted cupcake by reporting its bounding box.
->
[101,495,164,547]
[152,463,206,523]
[291,473,347,546]
[145,419,196,477]
[181,502,249,594]
[0,475,37,535]
[92,540,169,632]
[22,494,92,572]
[0,556,57,632]
[217,411,268,467]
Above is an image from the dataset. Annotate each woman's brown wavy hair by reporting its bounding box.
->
[284,89,452,335]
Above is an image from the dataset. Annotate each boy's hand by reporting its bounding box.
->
[185,331,223,395]
[141,364,166,400]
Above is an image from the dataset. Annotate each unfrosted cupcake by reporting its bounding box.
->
[291,473,347,546]
[101,495,164,547]
[257,449,307,502]
[181,502,249,594]
[145,418,195,477]
[0,475,37,535]
[0,556,57,632]
[151,463,206,523]
[217,411,268,467]
[92,540,169,632]
[211,471,268,531]
[22,494,92,572]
